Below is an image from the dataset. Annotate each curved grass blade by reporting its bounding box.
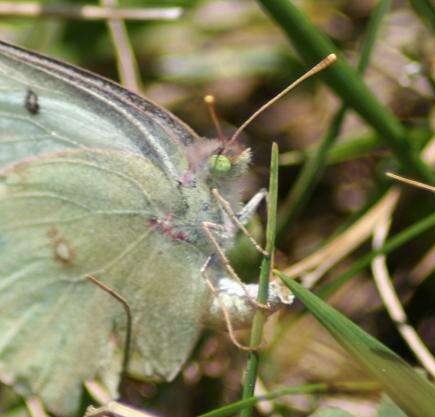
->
[275,272,435,417]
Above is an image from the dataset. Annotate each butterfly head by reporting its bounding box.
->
[187,139,250,175]
[184,139,250,206]
[208,146,251,181]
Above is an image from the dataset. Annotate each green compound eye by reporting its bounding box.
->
[209,154,231,174]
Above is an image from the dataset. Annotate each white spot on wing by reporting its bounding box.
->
[55,241,73,263]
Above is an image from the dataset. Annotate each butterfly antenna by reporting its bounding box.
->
[87,275,132,388]
[223,54,337,151]
[386,172,435,193]
[204,95,226,145]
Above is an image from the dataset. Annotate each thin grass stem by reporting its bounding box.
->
[199,381,379,417]
[0,2,182,20]
[101,0,142,93]
[371,218,435,377]
[239,143,279,417]
[279,127,431,167]
[319,212,435,299]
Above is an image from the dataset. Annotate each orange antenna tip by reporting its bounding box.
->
[326,53,337,64]
[204,94,225,143]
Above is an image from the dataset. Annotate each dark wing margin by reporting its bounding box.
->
[0,40,201,179]
[0,40,199,146]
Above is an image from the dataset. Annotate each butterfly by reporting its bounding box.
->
[0,40,297,416]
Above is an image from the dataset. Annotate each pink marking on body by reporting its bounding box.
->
[149,214,189,241]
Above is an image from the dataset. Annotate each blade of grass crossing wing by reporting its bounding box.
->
[275,272,435,417]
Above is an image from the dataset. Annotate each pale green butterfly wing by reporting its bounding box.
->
[0,40,199,178]
[0,149,220,415]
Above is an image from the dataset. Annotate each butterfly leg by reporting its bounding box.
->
[202,221,268,310]
[200,256,260,351]
[86,275,132,397]
[236,188,268,225]
[201,257,293,334]
[212,188,267,255]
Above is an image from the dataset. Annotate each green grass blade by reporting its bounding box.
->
[198,383,327,417]
[240,143,279,417]
[277,0,391,235]
[279,133,381,166]
[199,381,379,417]
[377,395,409,417]
[408,0,435,31]
[255,0,434,183]
[356,0,391,73]
[279,127,431,167]
[275,272,435,417]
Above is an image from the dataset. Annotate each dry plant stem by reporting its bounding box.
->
[283,187,400,283]
[100,0,141,93]
[200,259,260,351]
[87,275,132,380]
[225,54,336,150]
[0,2,182,20]
[211,188,268,256]
[253,378,274,414]
[371,219,435,378]
[85,401,155,417]
[410,245,435,283]
[318,211,435,300]
[288,139,434,287]
[386,172,435,193]
[300,187,398,288]
[84,380,113,405]
[202,221,268,309]
[25,396,49,417]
